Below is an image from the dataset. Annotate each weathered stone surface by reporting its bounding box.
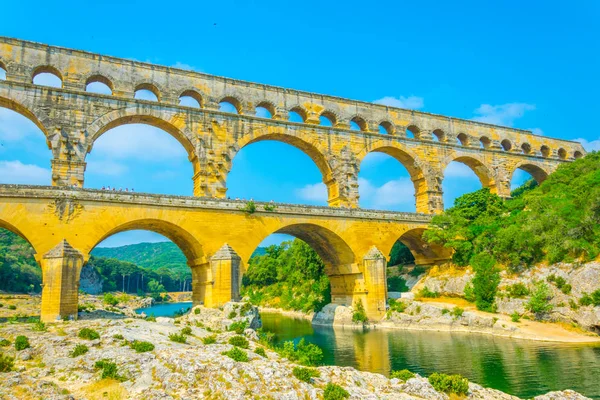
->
[79,263,103,295]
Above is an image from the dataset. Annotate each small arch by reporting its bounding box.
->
[405,125,420,139]
[501,139,512,151]
[350,116,367,131]
[574,151,584,159]
[521,143,532,154]
[179,90,203,108]
[319,111,337,127]
[134,83,161,102]
[480,136,492,149]
[255,101,276,118]
[289,106,307,123]
[219,96,242,114]
[85,75,113,95]
[541,145,551,158]
[558,148,567,159]
[378,120,394,135]
[432,129,445,142]
[32,65,63,88]
[456,133,470,146]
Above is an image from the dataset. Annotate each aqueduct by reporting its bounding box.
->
[0,37,585,322]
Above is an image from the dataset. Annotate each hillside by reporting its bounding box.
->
[92,242,188,273]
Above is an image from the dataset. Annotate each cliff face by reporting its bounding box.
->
[79,264,103,295]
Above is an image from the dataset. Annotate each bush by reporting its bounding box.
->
[506,283,530,298]
[243,200,256,214]
[463,282,475,302]
[229,335,249,349]
[194,308,201,315]
[278,339,323,366]
[390,369,415,381]
[470,253,500,312]
[94,359,124,381]
[103,293,119,306]
[222,347,248,362]
[78,328,100,340]
[228,320,248,334]
[0,353,14,372]
[352,300,368,324]
[113,334,124,340]
[511,312,521,323]
[451,307,464,319]
[0,339,10,347]
[227,311,237,319]
[130,340,154,353]
[169,333,186,344]
[323,383,350,400]
[70,344,89,357]
[145,314,156,322]
[418,287,439,299]
[388,298,407,313]
[428,372,469,395]
[387,276,409,292]
[561,284,572,295]
[15,335,30,351]
[8,305,16,310]
[31,321,46,332]
[581,289,600,306]
[526,282,553,317]
[254,347,267,357]
[202,335,217,345]
[181,327,193,336]
[293,366,320,382]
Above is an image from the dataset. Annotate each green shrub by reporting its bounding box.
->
[94,359,124,381]
[103,293,119,306]
[31,321,46,332]
[254,347,267,357]
[243,200,256,214]
[511,312,521,323]
[181,327,193,336]
[228,320,248,334]
[113,334,124,340]
[130,340,154,353]
[526,282,553,317]
[202,335,217,345]
[387,276,409,292]
[323,383,349,400]
[463,282,475,302]
[293,366,320,382]
[388,298,407,313]
[70,344,89,357]
[78,328,100,340]
[279,339,323,366]
[441,308,450,315]
[409,266,426,277]
[0,353,14,372]
[228,335,249,349]
[418,287,439,298]
[451,307,464,319]
[569,299,579,310]
[581,290,600,306]
[0,339,10,347]
[194,308,201,315]
[352,300,368,324]
[8,305,16,310]
[428,372,469,395]
[169,333,186,344]
[227,311,237,319]
[222,347,248,362]
[14,335,30,351]
[505,283,530,298]
[145,314,157,322]
[470,253,500,312]
[390,369,415,381]
[561,284,572,295]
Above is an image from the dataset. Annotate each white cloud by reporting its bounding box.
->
[358,177,415,209]
[374,96,424,110]
[575,138,600,152]
[0,160,50,185]
[444,162,478,178]
[172,62,199,72]
[529,127,544,136]
[0,108,43,142]
[295,182,327,202]
[360,152,390,168]
[90,125,188,162]
[32,72,62,88]
[472,103,535,126]
[86,160,128,177]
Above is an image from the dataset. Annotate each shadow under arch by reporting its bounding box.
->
[88,218,204,263]
[233,132,337,204]
[509,161,550,185]
[395,228,452,266]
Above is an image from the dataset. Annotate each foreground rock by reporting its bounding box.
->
[0,303,591,399]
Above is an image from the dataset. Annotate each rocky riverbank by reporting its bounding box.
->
[0,302,592,399]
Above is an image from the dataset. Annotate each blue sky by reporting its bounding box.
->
[0,0,598,249]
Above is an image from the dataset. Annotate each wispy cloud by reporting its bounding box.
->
[358,177,415,209]
[295,182,327,202]
[444,162,479,178]
[374,96,424,110]
[472,103,535,126]
[0,160,51,185]
[172,62,200,72]
[575,137,600,152]
[529,128,544,136]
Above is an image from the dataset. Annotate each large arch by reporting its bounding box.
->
[509,161,551,185]
[444,155,494,189]
[0,94,51,140]
[393,228,453,266]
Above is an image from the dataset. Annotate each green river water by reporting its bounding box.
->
[261,312,600,399]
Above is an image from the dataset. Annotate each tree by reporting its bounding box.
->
[526,282,553,318]
[147,279,165,300]
[470,253,500,312]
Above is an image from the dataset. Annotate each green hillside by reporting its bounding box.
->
[92,242,187,273]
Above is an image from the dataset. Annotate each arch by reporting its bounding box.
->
[480,136,491,149]
[88,218,204,262]
[219,96,243,114]
[0,60,6,80]
[255,101,276,118]
[378,120,395,135]
[432,129,445,142]
[134,83,161,101]
[558,148,567,159]
[319,110,338,127]
[541,145,551,158]
[500,139,512,151]
[510,162,550,185]
[395,228,452,265]
[179,89,203,108]
[446,155,494,188]
[456,133,470,146]
[0,94,51,138]
[289,105,307,122]
[350,115,367,131]
[85,74,114,94]
[405,124,420,139]
[521,142,532,154]
[574,150,584,159]
[32,65,63,88]
[0,219,40,257]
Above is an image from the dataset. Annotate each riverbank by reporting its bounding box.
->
[0,303,592,399]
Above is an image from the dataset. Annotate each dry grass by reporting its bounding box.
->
[80,379,127,400]
[554,321,598,336]
[419,297,474,308]
[426,264,470,278]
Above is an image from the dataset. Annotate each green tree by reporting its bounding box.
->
[470,253,500,312]
[147,279,165,300]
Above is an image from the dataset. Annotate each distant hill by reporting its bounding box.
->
[92,242,187,273]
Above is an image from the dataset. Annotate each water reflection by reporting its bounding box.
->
[261,312,600,399]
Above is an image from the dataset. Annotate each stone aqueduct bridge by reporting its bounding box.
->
[0,37,584,321]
